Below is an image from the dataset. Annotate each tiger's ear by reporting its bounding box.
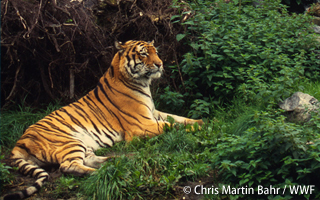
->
[148,40,154,46]
[115,41,124,50]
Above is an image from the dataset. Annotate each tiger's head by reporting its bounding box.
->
[113,40,163,85]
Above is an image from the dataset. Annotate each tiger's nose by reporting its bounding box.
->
[154,61,163,68]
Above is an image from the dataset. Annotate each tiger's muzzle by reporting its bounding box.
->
[146,62,163,79]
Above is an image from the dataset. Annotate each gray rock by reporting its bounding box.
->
[279,92,319,122]
[313,25,320,34]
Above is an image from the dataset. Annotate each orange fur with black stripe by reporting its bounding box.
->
[4,40,203,200]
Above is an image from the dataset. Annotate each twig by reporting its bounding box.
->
[174,52,186,92]
[14,8,28,30]
[25,0,43,37]
[6,64,21,101]
[4,0,8,16]
[48,65,54,88]
[39,62,55,99]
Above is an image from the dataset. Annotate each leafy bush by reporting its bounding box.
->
[157,86,186,114]
[209,109,320,199]
[187,99,209,118]
[170,0,319,113]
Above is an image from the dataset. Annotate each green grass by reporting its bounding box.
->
[212,98,265,136]
[300,81,320,100]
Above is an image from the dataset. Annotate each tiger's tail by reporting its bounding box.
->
[3,159,49,200]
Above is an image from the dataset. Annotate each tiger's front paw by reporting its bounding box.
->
[195,119,204,126]
[185,119,204,126]
[185,119,204,132]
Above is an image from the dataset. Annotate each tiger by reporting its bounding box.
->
[4,40,204,200]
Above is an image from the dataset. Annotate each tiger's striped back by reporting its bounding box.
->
[4,40,203,199]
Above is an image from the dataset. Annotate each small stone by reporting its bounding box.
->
[279,92,320,122]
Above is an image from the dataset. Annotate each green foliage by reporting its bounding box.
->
[157,86,185,114]
[0,153,13,187]
[58,176,81,191]
[170,0,319,115]
[188,98,212,118]
[52,176,83,198]
[208,109,320,199]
